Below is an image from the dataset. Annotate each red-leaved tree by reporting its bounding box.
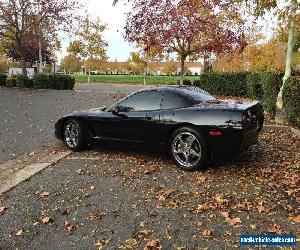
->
[124,0,246,84]
[0,0,80,75]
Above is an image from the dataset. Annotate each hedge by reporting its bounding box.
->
[32,74,75,90]
[260,72,283,117]
[0,74,7,86]
[283,77,300,128]
[246,72,263,100]
[193,72,248,96]
[16,75,33,88]
[6,77,16,87]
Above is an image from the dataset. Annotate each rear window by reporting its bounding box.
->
[162,92,193,109]
[178,87,215,103]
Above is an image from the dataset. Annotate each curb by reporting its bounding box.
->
[0,140,71,195]
[263,125,291,131]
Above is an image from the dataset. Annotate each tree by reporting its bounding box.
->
[0,0,79,75]
[124,0,246,85]
[73,16,108,83]
[139,46,163,84]
[247,40,286,72]
[60,55,82,73]
[213,50,244,73]
[162,59,178,75]
[126,52,144,74]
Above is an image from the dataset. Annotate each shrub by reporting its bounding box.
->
[0,74,7,86]
[246,72,263,100]
[50,74,75,90]
[6,77,16,87]
[283,77,300,128]
[33,74,51,89]
[33,74,75,90]
[260,72,283,117]
[178,79,192,86]
[15,75,33,88]
[193,72,248,96]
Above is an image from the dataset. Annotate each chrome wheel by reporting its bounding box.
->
[64,122,79,148]
[172,132,202,168]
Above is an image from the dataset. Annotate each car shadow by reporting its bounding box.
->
[90,140,259,172]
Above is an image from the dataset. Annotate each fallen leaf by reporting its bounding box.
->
[76,169,83,174]
[41,216,53,224]
[0,207,7,214]
[144,239,162,250]
[214,194,225,204]
[267,224,282,234]
[257,205,268,213]
[288,215,300,223]
[140,229,152,237]
[148,210,157,218]
[41,191,49,197]
[250,224,257,230]
[64,221,75,234]
[201,229,213,237]
[15,229,23,236]
[227,217,242,226]
[220,211,230,219]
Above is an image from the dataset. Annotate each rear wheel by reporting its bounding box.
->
[63,119,85,151]
[169,127,207,171]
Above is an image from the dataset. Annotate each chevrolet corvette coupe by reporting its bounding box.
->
[55,86,264,171]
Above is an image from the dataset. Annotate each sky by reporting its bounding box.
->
[59,0,134,62]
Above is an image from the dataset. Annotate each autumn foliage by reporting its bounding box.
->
[124,0,246,84]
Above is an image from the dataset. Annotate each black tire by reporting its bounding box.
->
[169,126,207,171]
[63,119,86,151]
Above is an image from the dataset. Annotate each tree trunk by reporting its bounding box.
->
[88,67,91,84]
[275,6,296,122]
[21,55,27,76]
[180,55,186,85]
[143,61,147,86]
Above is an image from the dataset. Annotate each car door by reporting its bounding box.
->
[94,90,163,142]
[158,91,195,142]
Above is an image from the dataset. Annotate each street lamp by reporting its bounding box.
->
[37,0,43,73]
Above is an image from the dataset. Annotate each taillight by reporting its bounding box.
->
[209,131,222,136]
[242,110,253,124]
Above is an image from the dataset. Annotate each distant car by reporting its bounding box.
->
[55,86,264,171]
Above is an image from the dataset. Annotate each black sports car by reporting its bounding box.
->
[55,86,264,171]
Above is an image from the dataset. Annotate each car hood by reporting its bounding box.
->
[63,107,107,118]
[195,99,260,111]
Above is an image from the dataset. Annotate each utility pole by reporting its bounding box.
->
[37,0,43,73]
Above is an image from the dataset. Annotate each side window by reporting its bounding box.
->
[162,92,193,110]
[117,91,162,112]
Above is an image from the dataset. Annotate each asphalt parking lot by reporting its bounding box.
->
[0,86,131,163]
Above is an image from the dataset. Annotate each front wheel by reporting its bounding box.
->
[169,127,207,171]
[63,119,86,151]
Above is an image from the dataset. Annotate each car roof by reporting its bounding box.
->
[136,85,210,96]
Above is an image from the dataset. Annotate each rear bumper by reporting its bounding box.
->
[208,128,259,159]
[241,129,259,151]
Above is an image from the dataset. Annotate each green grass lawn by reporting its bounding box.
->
[74,74,200,85]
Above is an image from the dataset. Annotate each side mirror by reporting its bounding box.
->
[112,106,128,119]
[112,108,119,115]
